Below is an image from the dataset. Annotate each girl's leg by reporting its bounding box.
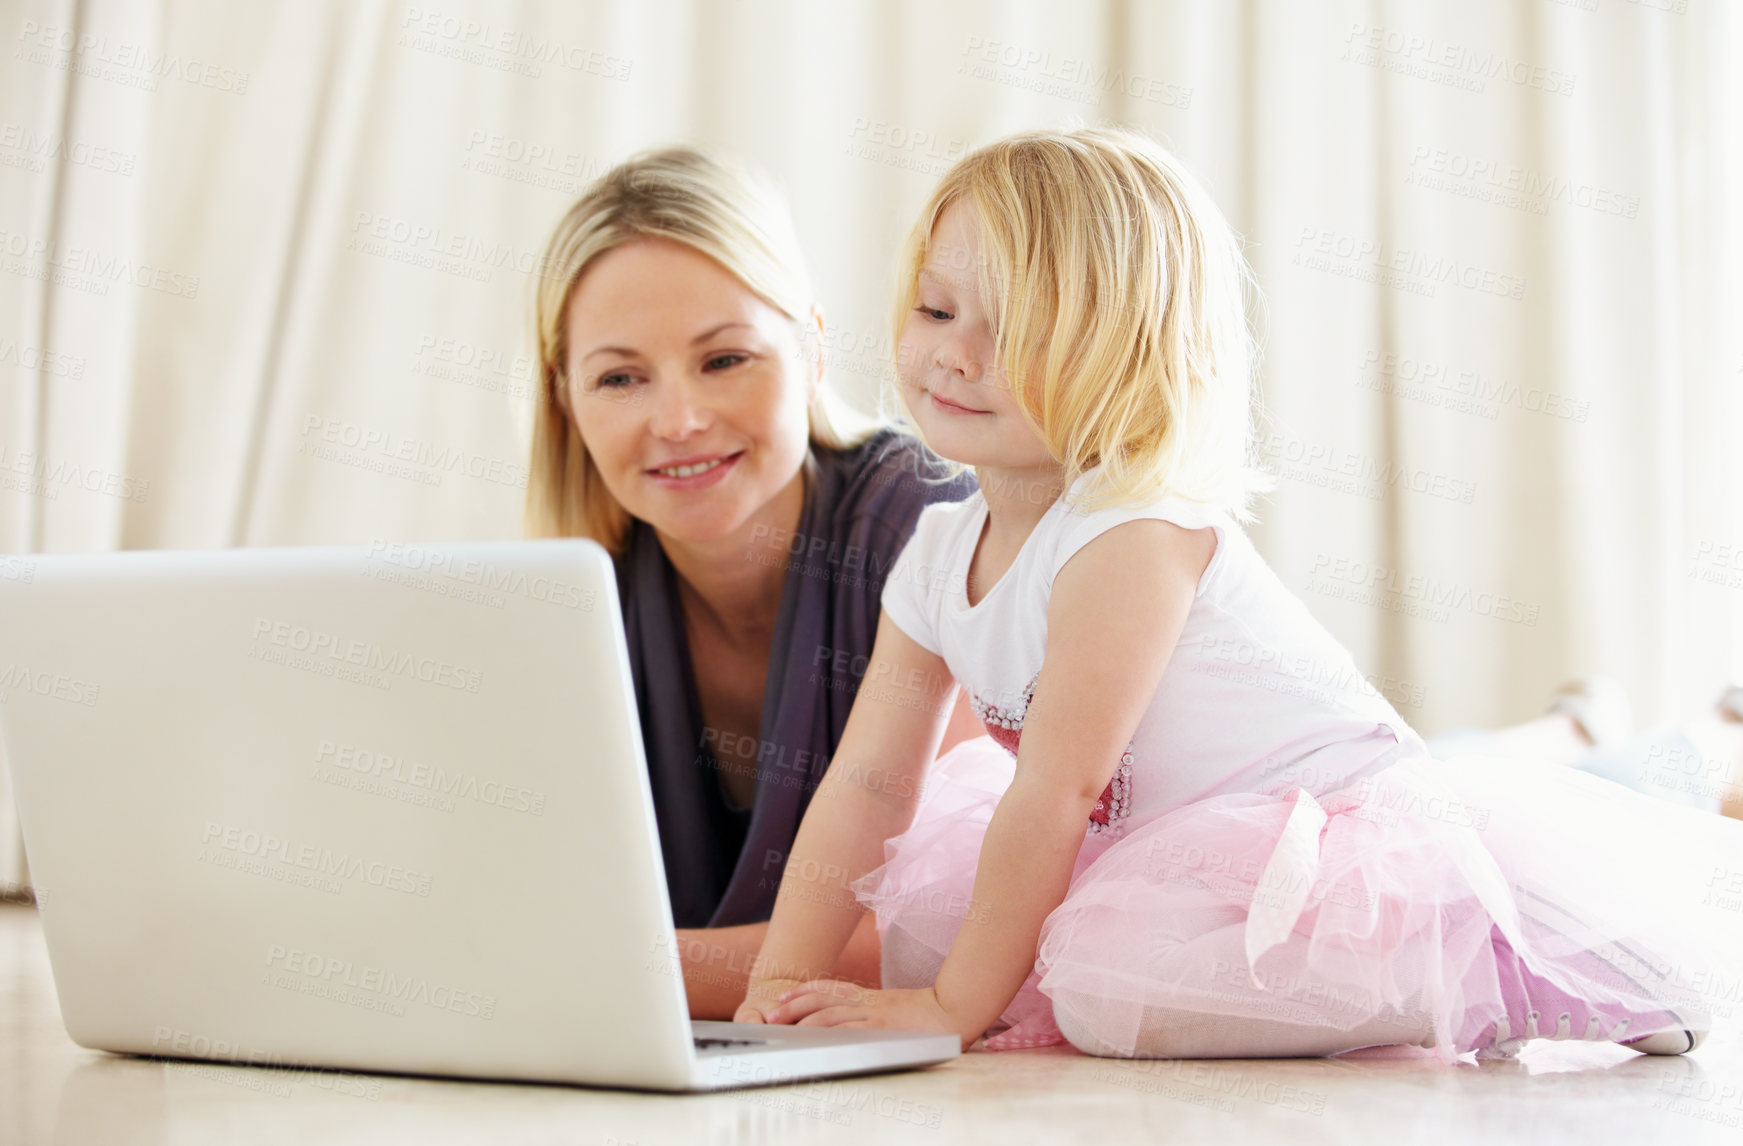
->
[1047,913,1436,1059]
[1044,898,1697,1060]
[878,907,952,992]
[1056,996,1434,1059]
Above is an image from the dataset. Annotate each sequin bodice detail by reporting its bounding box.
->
[968,673,1133,836]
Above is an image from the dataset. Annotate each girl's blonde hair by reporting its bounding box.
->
[526,146,881,549]
[892,127,1270,520]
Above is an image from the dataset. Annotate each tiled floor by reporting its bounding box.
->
[3,903,1739,1145]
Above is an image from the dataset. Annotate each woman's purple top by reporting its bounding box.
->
[613,428,978,927]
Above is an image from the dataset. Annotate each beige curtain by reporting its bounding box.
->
[2,0,1738,889]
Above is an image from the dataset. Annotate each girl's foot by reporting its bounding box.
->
[1458,925,1706,1060]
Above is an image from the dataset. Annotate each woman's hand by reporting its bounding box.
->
[764,980,980,1051]
[732,978,807,1024]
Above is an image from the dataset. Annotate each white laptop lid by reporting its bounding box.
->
[0,540,699,1089]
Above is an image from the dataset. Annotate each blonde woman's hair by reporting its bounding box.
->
[891,127,1271,520]
[526,146,882,549]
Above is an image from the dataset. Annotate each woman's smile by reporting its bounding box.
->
[645,449,745,489]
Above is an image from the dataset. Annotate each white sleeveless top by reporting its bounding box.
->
[880,470,1429,833]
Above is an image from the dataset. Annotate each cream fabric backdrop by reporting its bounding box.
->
[1,0,1738,888]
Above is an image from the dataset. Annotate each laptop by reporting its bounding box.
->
[0,540,959,1091]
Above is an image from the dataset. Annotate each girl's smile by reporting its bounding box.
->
[926,388,990,416]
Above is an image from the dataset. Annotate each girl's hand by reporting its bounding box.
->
[768,980,980,1051]
[733,978,807,1024]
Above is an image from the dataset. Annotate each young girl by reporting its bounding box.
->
[733,128,1742,1061]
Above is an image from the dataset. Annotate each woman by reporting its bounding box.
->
[523,146,979,1018]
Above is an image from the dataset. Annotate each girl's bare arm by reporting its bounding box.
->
[734,615,959,1019]
[928,519,1212,1036]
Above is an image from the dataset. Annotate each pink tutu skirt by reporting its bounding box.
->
[852,736,1743,1062]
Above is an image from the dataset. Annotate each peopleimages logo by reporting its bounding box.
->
[1306,553,1540,627]
[316,740,546,816]
[249,617,484,693]
[201,823,433,896]
[298,414,527,489]
[0,663,100,706]
[265,943,497,1020]
[0,225,200,298]
[14,20,250,94]
[364,540,596,611]
[0,444,151,501]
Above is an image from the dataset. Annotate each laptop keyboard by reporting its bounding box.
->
[694,1036,768,1051]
